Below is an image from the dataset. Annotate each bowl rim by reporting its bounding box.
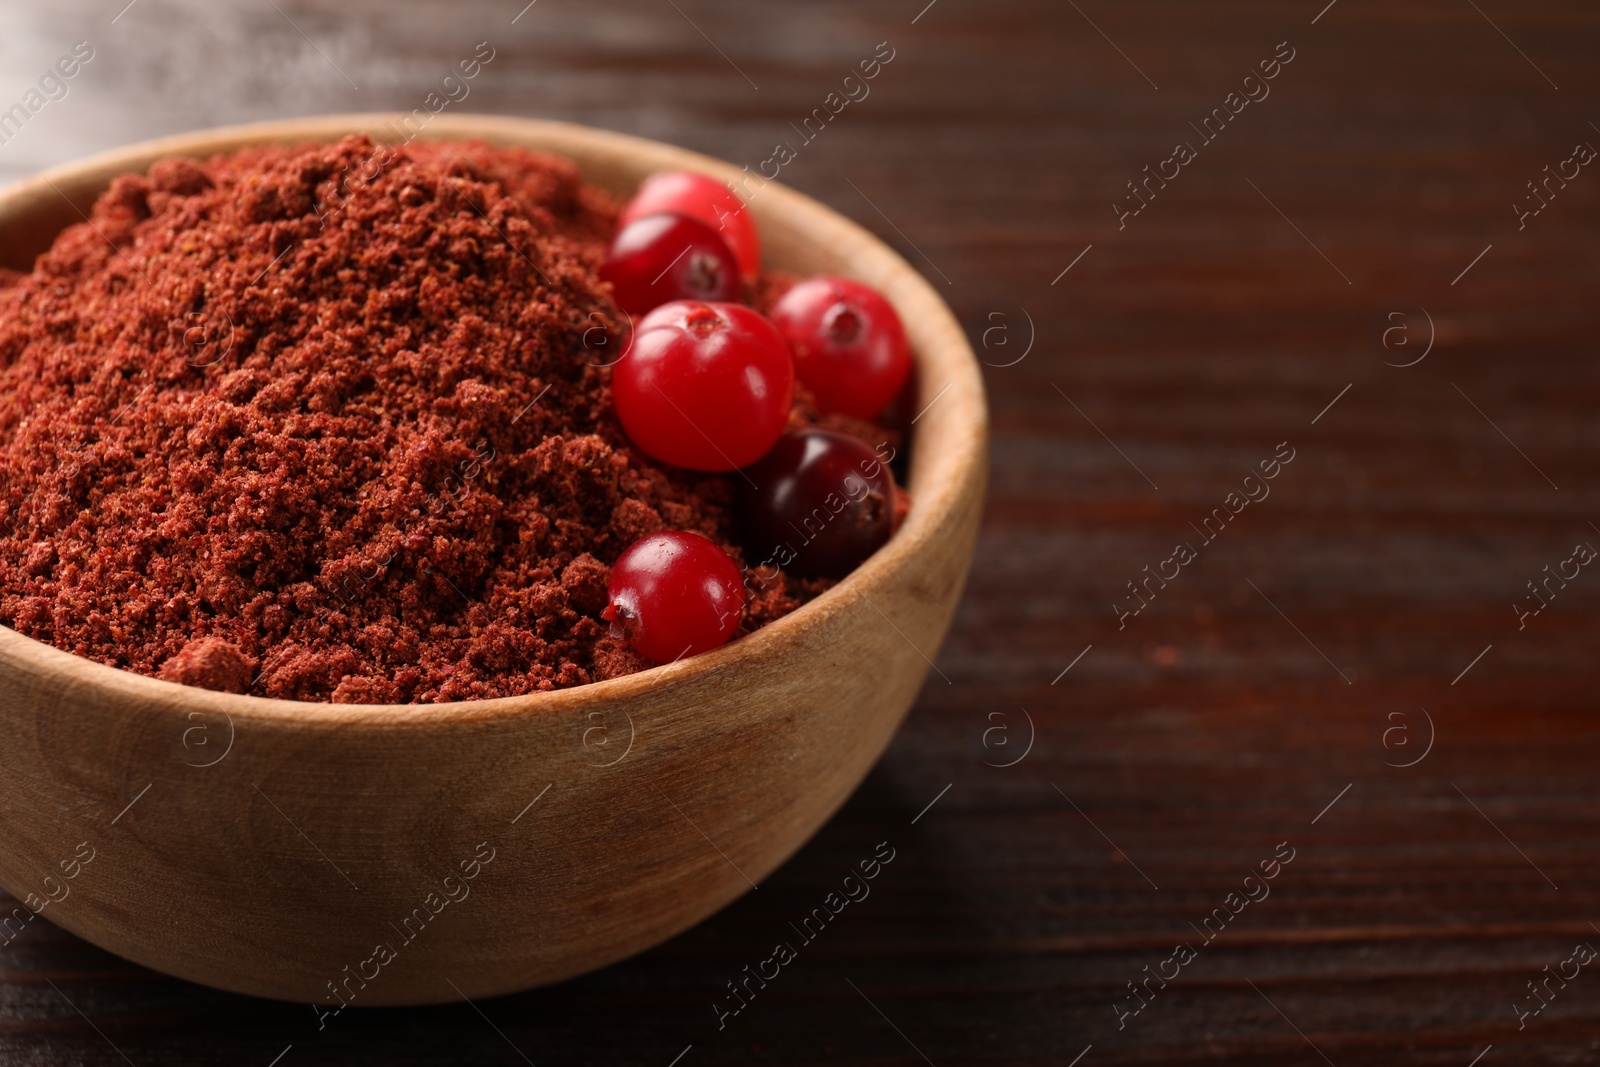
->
[0,112,987,727]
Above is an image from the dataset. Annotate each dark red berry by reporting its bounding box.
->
[739,429,895,579]
[611,301,794,471]
[768,276,912,419]
[603,532,745,663]
[600,213,740,314]
[620,171,761,282]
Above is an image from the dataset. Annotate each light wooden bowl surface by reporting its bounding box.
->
[0,114,986,1004]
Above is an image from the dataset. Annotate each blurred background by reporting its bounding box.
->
[3,1,1599,1063]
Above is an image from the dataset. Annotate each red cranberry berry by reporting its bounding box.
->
[739,429,895,579]
[611,301,794,471]
[620,171,761,282]
[603,531,745,663]
[768,276,912,419]
[600,213,740,315]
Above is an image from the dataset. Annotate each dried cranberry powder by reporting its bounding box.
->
[0,135,855,703]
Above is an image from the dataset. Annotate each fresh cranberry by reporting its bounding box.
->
[611,301,794,471]
[768,276,912,420]
[603,531,745,663]
[600,213,740,314]
[620,171,761,282]
[739,429,895,579]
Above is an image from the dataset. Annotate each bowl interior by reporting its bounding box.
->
[0,113,987,721]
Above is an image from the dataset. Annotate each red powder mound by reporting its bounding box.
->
[0,135,868,703]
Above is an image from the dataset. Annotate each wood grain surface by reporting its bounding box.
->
[1,0,1598,1063]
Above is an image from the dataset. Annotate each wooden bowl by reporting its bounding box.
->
[0,114,986,1004]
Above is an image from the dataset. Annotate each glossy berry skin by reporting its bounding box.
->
[739,429,895,579]
[768,276,912,419]
[600,213,740,315]
[620,171,761,282]
[612,301,795,471]
[603,532,745,663]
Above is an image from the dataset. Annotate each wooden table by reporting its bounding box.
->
[4,0,1598,1062]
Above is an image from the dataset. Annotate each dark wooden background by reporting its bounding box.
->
[3,0,1599,1063]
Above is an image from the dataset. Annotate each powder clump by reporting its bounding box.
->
[159,637,254,695]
